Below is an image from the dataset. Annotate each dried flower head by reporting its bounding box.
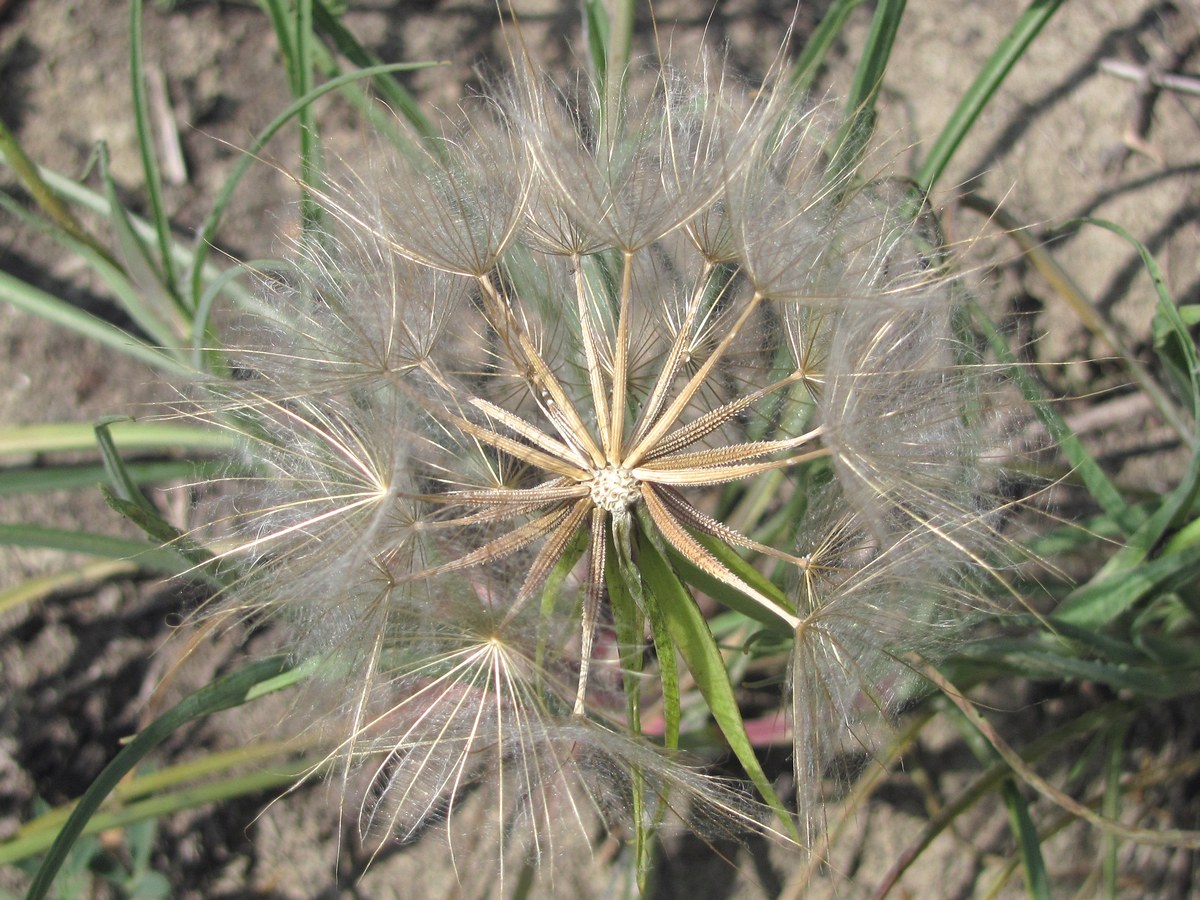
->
[202,36,1006,880]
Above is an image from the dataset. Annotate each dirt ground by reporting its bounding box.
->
[1,0,1199,897]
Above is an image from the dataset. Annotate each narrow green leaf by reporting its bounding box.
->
[130,0,181,299]
[14,740,313,842]
[188,61,436,310]
[0,152,254,312]
[789,0,867,93]
[96,417,153,504]
[25,656,295,900]
[0,459,223,496]
[95,419,229,584]
[637,529,799,840]
[0,117,113,264]
[582,0,611,88]
[0,187,197,371]
[0,270,192,378]
[660,529,795,633]
[293,0,324,234]
[1054,543,1200,629]
[644,596,681,754]
[311,0,437,141]
[0,523,186,572]
[3,760,321,869]
[100,144,189,350]
[1069,216,1197,433]
[971,304,1137,530]
[0,421,234,457]
[0,560,138,617]
[536,525,587,675]
[604,523,653,888]
[1001,778,1052,900]
[832,0,906,178]
[915,0,1066,193]
[958,637,1200,698]
[1101,722,1129,899]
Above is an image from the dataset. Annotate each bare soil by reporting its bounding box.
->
[1,0,1199,897]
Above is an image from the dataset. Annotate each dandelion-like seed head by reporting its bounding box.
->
[204,34,1010,882]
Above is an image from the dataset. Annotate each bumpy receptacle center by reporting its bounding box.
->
[590,465,640,514]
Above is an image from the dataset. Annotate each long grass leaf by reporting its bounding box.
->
[0,154,253,311]
[1001,778,1052,899]
[0,188,189,361]
[0,269,192,378]
[637,528,799,840]
[1053,543,1200,630]
[0,523,187,571]
[789,0,867,93]
[967,196,1194,448]
[0,761,320,868]
[0,118,113,264]
[311,0,437,141]
[294,0,323,234]
[832,0,906,177]
[130,0,181,298]
[0,421,234,457]
[915,0,1066,193]
[100,146,190,350]
[24,656,298,900]
[187,62,436,310]
[604,525,653,889]
[0,459,222,496]
[971,303,1137,529]
[661,529,794,632]
[0,560,137,617]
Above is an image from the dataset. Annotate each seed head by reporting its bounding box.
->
[201,39,1007,877]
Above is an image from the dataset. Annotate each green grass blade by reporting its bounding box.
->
[660,529,795,633]
[24,656,296,900]
[957,632,1200,698]
[96,417,156,505]
[605,523,653,889]
[99,146,191,352]
[606,0,634,108]
[1100,722,1128,898]
[789,0,867,93]
[971,304,1137,529]
[187,61,435,310]
[1070,216,1198,418]
[0,152,254,313]
[0,459,222,496]
[9,739,312,854]
[583,0,611,87]
[1053,543,1200,630]
[12,740,313,839]
[0,269,193,378]
[832,0,906,177]
[0,560,138,617]
[0,118,114,265]
[93,417,233,584]
[294,0,323,234]
[0,187,193,365]
[0,421,234,457]
[644,593,681,753]
[1,761,321,869]
[129,0,181,299]
[0,523,188,571]
[637,528,799,840]
[915,0,1066,194]
[312,0,437,142]
[1001,778,1052,899]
